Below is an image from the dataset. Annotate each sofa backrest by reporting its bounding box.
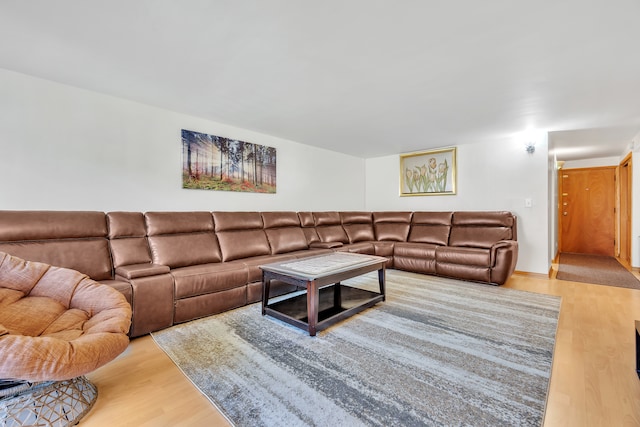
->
[145,212,221,268]
[0,211,113,280]
[373,212,413,241]
[408,212,453,246]
[261,212,309,255]
[107,212,152,268]
[213,212,271,261]
[340,211,375,243]
[313,212,349,243]
[448,211,517,249]
[297,212,321,245]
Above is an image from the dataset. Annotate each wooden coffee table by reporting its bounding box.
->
[260,252,386,336]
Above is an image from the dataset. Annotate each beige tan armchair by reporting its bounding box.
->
[0,251,131,426]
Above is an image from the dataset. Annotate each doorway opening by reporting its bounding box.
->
[557,158,633,280]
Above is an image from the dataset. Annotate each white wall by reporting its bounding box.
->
[365,138,550,274]
[0,69,365,212]
[563,156,620,169]
[0,68,552,274]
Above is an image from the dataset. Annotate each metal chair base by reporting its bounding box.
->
[0,376,97,427]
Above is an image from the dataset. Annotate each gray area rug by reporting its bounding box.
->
[152,270,561,427]
[557,252,640,290]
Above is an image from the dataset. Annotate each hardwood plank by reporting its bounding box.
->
[81,272,640,426]
[84,335,231,427]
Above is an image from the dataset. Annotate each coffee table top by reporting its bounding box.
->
[260,252,386,280]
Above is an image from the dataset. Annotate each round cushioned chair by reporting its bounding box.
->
[0,251,131,426]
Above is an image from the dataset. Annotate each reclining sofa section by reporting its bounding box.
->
[0,210,517,337]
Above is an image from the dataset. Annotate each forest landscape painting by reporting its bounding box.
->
[182,129,276,193]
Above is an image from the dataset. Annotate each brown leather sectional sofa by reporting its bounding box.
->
[0,210,517,337]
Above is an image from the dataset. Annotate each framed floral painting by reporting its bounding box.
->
[400,147,457,196]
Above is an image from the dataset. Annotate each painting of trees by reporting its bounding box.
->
[181,129,276,193]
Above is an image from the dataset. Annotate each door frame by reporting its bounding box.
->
[558,161,632,268]
[618,153,632,268]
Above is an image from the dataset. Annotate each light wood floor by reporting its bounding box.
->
[82,271,640,426]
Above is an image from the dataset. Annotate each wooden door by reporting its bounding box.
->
[560,167,616,256]
[619,155,632,266]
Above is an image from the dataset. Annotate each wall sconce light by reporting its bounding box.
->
[525,141,536,154]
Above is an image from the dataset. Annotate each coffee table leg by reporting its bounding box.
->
[307,279,318,336]
[262,273,271,316]
[333,282,342,309]
[378,268,386,301]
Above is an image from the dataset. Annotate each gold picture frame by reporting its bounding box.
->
[400,147,457,196]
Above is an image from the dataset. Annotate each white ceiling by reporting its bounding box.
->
[1,1,639,160]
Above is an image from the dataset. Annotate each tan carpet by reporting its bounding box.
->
[556,252,640,290]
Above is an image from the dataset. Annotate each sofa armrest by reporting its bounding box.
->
[489,240,519,284]
[490,240,517,266]
[115,263,171,280]
[113,266,175,337]
[310,242,343,249]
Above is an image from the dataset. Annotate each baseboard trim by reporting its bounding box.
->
[513,270,550,280]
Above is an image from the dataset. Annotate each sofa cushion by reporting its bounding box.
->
[217,229,271,262]
[288,248,335,258]
[393,242,439,274]
[452,211,514,227]
[212,212,271,261]
[240,254,297,282]
[373,211,413,224]
[313,211,341,226]
[436,246,491,267]
[373,212,412,242]
[316,225,349,244]
[336,242,375,255]
[171,262,249,299]
[0,252,131,381]
[107,212,152,268]
[340,212,375,243]
[109,238,152,268]
[0,240,113,281]
[340,211,373,224]
[148,233,221,268]
[145,212,214,235]
[174,287,246,324]
[342,223,375,243]
[448,227,513,249]
[449,211,515,249]
[394,242,438,259]
[0,211,107,241]
[408,212,452,246]
[408,226,450,245]
[436,263,491,283]
[213,211,263,232]
[107,212,146,238]
[145,212,221,268]
[265,228,309,254]
[0,211,113,281]
[297,212,315,227]
[261,212,308,255]
[261,212,301,229]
